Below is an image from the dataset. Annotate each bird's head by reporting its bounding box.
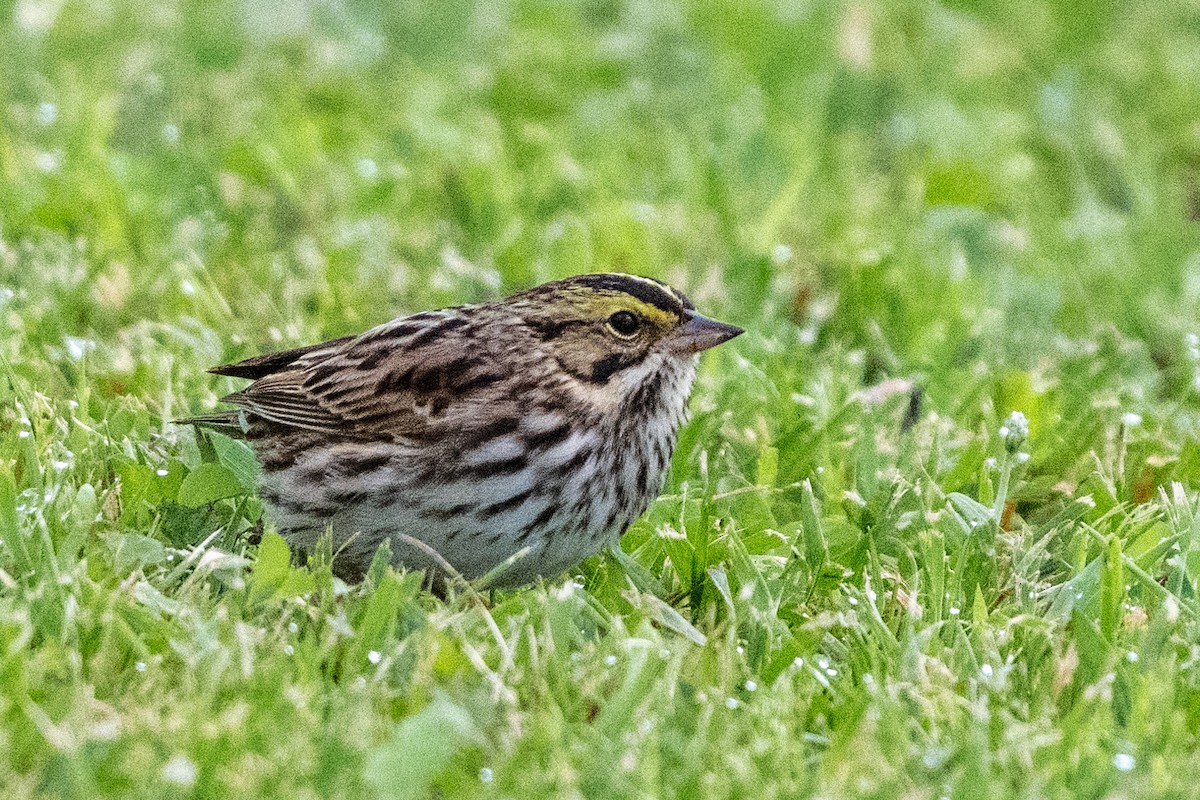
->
[508,273,743,389]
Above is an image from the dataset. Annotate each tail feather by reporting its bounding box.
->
[174,411,252,438]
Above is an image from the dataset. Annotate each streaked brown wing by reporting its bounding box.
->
[219,311,519,439]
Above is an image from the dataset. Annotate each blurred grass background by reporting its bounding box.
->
[4,0,1200,797]
[6,0,1200,384]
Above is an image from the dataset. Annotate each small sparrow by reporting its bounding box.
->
[181,273,742,588]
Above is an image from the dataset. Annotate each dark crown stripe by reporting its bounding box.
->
[571,274,689,313]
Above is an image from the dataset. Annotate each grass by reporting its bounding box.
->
[3,0,1200,797]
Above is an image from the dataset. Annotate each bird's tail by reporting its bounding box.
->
[173,411,251,438]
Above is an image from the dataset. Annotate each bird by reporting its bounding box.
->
[179,273,743,589]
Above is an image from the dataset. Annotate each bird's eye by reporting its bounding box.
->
[607,311,641,337]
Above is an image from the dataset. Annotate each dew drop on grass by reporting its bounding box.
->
[745,680,757,692]
[479,768,494,784]
[1113,753,1135,772]
[980,664,993,678]
[604,655,618,667]
[284,644,294,656]
[792,657,804,669]
[1126,651,1139,663]
[135,662,147,672]
[725,697,739,710]
[161,755,198,787]
[948,607,961,616]
[65,337,93,359]
[288,622,299,634]
[18,430,29,439]
[37,102,57,125]
[35,151,60,172]
[367,650,381,665]
[357,158,378,179]
[156,468,169,477]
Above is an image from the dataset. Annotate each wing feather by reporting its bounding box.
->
[217,310,523,439]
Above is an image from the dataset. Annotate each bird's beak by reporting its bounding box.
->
[666,310,744,355]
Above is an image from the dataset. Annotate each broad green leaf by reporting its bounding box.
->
[210,434,261,491]
[177,463,243,506]
[250,532,292,602]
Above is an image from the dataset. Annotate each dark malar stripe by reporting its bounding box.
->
[626,378,663,414]
[590,352,638,384]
